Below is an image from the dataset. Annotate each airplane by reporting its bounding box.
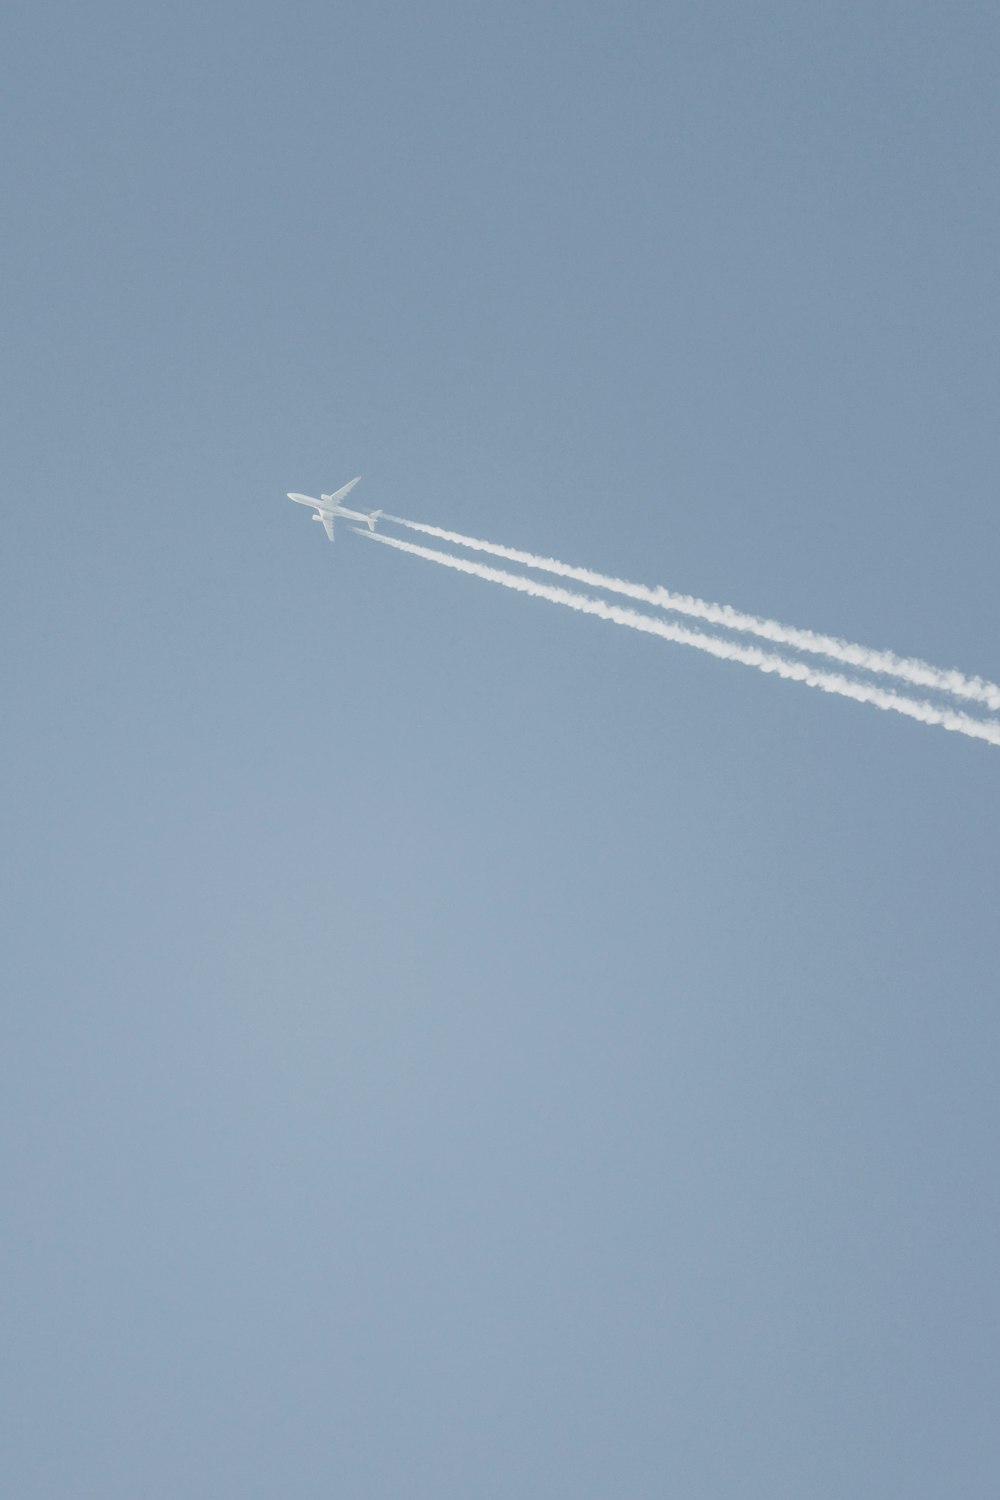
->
[287,476,383,542]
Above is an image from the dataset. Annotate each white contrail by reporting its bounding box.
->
[361,530,1000,748]
[383,516,1000,713]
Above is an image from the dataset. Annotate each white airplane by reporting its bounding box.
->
[287,476,383,542]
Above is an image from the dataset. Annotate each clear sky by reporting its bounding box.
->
[4,3,999,1495]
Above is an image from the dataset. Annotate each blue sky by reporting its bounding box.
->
[4,3,999,1495]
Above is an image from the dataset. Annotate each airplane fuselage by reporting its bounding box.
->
[305,504,372,527]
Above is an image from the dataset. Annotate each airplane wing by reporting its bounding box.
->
[321,475,361,504]
[320,514,336,542]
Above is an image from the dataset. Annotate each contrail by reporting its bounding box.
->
[383,516,1000,713]
[361,530,1000,748]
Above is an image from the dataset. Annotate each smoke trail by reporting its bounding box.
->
[361,530,1000,748]
[383,516,1000,713]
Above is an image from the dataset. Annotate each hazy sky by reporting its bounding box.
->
[4,3,999,1495]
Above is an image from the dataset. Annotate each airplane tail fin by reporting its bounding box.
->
[367,509,383,532]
